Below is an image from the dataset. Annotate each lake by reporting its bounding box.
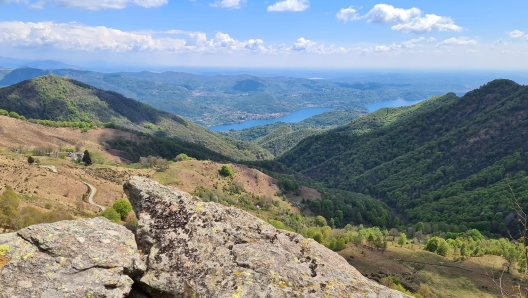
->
[209,107,332,131]
[366,98,425,113]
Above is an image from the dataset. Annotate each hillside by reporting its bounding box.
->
[0,75,271,161]
[0,67,446,126]
[223,110,364,156]
[279,79,528,236]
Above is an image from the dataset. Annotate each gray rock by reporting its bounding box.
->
[0,217,145,298]
[124,176,408,298]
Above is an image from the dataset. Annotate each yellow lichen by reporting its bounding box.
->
[232,287,242,298]
[0,244,10,256]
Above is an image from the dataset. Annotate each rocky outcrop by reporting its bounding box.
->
[124,176,407,298]
[0,217,145,298]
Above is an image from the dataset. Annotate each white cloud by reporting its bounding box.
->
[0,21,273,54]
[336,6,360,23]
[291,37,347,54]
[509,30,525,39]
[267,0,309,12]
[438,37,478,47]
[366,4,420,24]
[355,4,462,34]
[2,0,168,9]
[210,0,244,9]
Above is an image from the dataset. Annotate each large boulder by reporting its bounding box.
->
[0,217,145,298]
[124,176,407,298]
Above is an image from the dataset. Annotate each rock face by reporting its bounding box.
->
[0,217,145,298]
[124,176,407,298]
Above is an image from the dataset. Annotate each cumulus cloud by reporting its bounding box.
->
[267,0,309,12]
[438,37,478,47]
[509,30,525,39]
[0,21,273,54]
[2,0,168,9]
[343,4,462,34]
[210,0,244,9]
[336,6,360,23]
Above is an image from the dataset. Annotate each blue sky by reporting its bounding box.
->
[0,0,527,69]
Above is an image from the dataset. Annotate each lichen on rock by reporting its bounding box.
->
[124,176,408,298]
[0,217,145,298]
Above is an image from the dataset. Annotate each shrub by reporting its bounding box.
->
[112,199,133,220]
[101,208,121,223]
[8,111,20,119]
[315,215,327,227]
[27,156,35,164]
[219,165,234,178]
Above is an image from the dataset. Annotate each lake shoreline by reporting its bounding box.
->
[209,107,332,131]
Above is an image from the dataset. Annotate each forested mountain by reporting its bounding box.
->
[0,75,271,161]
[0,67,447,126]
[279,80,528,236]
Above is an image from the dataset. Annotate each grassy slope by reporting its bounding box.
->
[278,80,528,234]
[339,243,521,298]
[0,75,272,161]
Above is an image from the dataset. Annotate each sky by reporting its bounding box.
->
[0,0,527,70]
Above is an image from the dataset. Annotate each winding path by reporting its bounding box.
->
[82,182,106,212]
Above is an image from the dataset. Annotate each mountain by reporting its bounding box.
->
[22,60,78,70]
[0,75,272,161]
[0,56,27,68]
[278,80,528,236]
[0,67,448,126]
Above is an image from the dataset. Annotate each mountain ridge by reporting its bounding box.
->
[0,75,272,161]
[278,79,528,235]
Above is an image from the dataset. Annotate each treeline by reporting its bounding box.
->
[108,137,232,164]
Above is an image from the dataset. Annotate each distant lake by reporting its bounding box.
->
[209,107,332,131]
[366,98,425,113]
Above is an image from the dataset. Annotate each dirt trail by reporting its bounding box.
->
[83,182,106,211]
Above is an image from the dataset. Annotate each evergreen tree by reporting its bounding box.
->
[82,150,93,166]
[27,156,35,165]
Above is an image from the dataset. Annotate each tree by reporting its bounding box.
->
[219,165,234,178]
[315,215,327,227]
[82,150,92,166]
[112,199,133,220]
[101,208,121,223]
[398,233,407,247]
[389,228,399,241]
[27,156,35,165]
[0,186,20,230]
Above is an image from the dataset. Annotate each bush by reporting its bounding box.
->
[101,208,121,223]
[315,215,327,227]
[112,199,133,219]
[219,165,234,178]
[8,111,20,119]
[27,156,35,164]
[175,153,194,161]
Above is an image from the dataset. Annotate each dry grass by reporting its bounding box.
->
[339,242,526,297]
